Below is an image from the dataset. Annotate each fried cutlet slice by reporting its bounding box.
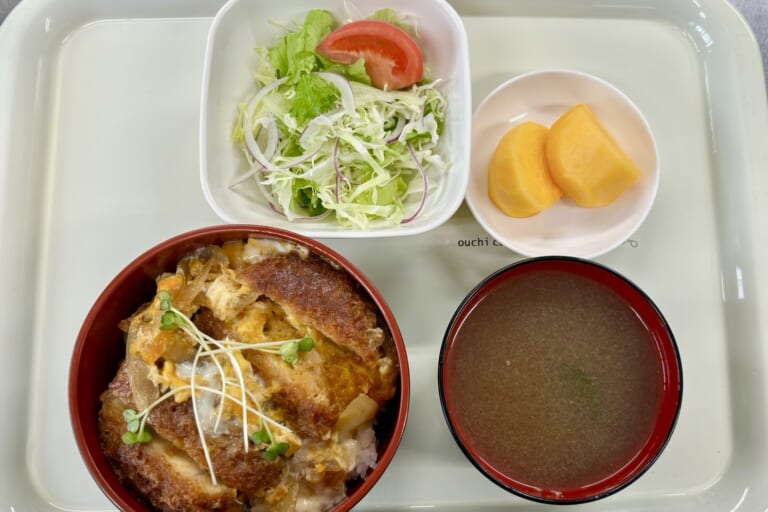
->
[99,363,241,512]
[147,397,286,497]
[239,252,385,364]
[246,345,377,438]
[105,361,286,498]
[193,305,395,439]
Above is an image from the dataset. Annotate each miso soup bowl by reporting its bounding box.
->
[69,225,410,512]
[438,256,682,504]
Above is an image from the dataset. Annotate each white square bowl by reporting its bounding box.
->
[200,0,470,238]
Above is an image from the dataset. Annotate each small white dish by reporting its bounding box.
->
[199,0,470,238]
[467,69,659,258]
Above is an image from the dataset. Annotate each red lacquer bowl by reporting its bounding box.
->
[69,225,410,512]
[438,256,682,504]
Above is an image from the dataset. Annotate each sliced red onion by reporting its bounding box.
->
[242,78,285,155]
[244,77,286,120]
[402,143,429,224]
[229,164,261,189]
[268,200,285,215]
[386,115,406,144]
[244,116,280,171]
[231,121,279,189]
[247,116,323,171]
[333,138,350,202]
[235,116,279,184]
[241,78,286,172]
[243,123,265,167]
[253,170,284,214]
[315,72,356,115]
[262,115,278,158]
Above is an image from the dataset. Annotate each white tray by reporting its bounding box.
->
[1,0,767,510]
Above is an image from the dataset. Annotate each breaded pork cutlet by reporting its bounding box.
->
[195,252,397,438]
[98,241,398,512]
[240,252,386,364]
[100,362,242,512]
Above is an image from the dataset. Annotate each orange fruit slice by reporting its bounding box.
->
[488,121,563,217]
[545,104,641,207]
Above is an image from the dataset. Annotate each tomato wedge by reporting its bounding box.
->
[316,20,424,91]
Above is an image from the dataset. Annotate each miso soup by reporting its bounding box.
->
[444,269,664,492]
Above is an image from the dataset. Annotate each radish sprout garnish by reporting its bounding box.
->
[121,290,315,484]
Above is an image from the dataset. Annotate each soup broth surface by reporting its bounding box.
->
[446,270,662,491]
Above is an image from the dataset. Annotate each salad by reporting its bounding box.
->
[232,8,448,229]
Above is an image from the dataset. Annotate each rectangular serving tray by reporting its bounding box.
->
[1,0,767,510]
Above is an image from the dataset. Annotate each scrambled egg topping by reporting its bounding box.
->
[101,238,398,512]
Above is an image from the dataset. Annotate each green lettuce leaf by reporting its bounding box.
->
[369,8,415,35]
[290,74,341,126]
[268,9,335,82]
[316,56,371,86]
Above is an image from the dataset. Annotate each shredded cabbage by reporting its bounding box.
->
[232,9,448,228]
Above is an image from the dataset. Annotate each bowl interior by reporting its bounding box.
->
[69,225,410,512]
[438,257,682,504]
[466,69,659,258]
[199,0,471,237]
